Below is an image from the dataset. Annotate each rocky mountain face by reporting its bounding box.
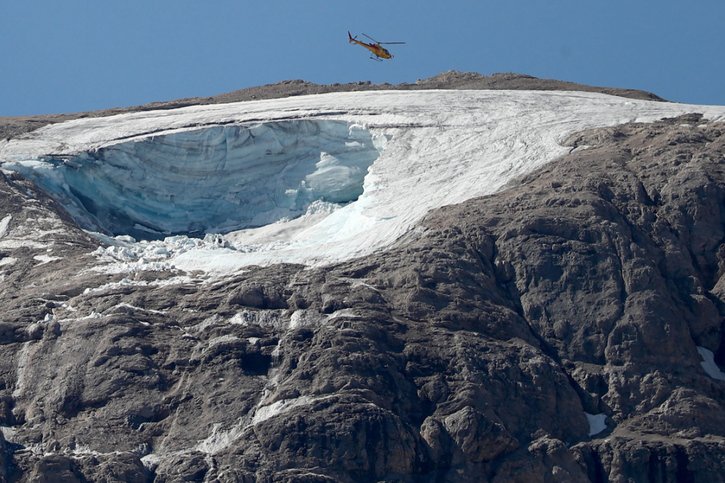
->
[0,83,724,482]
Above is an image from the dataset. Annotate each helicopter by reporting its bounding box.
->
[348,31,405,61]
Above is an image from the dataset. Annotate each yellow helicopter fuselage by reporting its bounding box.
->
[348,32,397,60]
[351,38,392,59]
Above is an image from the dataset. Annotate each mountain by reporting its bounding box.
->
[0,72,724,482]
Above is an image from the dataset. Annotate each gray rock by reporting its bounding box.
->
[0,82,723,482]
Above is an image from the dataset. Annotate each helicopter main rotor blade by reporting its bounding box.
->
[362,33,405,45]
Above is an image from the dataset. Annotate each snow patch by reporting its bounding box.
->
[82,275,198,294]
[55,311,104,324]
[33,254,62,265]
[0,239,50,250]
[207,334,241,347]
[327,308,362,320]
[0,426,17,441]
[89,235,208,274]
[111,303,167,315]
[251,396,315,426]
[140,453,160,470]
[70,445,103,456]
[191,314,222,333]
[697,346,725,381]
[585,412,607,436]
[251,394,338,427]
[195,421,246,455]
[289,309,323,329]
[230,310,287,329]
[12,342,32,398]
[0,215,11,238]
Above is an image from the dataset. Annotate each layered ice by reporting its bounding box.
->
[7,120,378,240]
[2,90,725,273]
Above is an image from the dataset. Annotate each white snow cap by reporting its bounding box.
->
[2,90,725,275]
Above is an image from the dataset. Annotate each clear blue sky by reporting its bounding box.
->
[2,0,723,116]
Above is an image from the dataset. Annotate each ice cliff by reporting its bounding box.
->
[16,120,378,240]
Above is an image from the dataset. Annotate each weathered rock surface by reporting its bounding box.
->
[0,93,724,482]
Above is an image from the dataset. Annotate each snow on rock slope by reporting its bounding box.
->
[2,89,724,273]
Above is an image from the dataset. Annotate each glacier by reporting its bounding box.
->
[2,89,725,274]
[7,120,379,240]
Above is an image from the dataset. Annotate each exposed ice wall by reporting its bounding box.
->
[14,120,379,240]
